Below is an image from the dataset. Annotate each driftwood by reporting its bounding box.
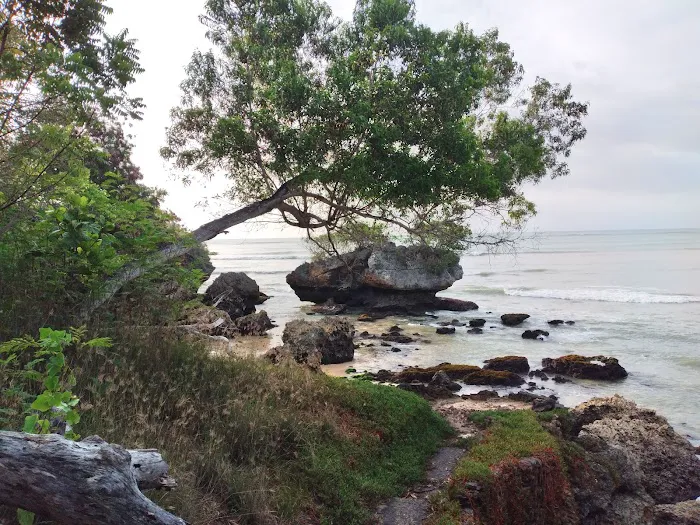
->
[0,431,186,525]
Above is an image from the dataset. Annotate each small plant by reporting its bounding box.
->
[1,327,110,524]
[0,327,111,439]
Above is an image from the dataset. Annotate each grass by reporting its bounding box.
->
[453,410,560,483]
[67,327,452,525]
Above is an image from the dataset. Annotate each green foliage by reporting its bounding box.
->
[0,326,110,438]
[164,0,588,250]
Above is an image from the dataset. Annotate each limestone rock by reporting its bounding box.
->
[286,243,474,313]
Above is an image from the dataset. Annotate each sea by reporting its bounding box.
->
[203,229,700,441]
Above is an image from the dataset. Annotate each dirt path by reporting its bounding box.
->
[374,446,466,525]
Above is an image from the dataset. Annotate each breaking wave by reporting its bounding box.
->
[503,287,700,304]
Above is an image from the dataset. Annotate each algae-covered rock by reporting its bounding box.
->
[542,355,628,380]
[484,356,530,374]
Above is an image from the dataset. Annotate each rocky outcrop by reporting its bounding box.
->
[265,318,355,367]
[568,396,700,524]
[542,355,628,380]
[204,272,267,319]
[286,243,474,314]
[501,313,530,326]
[484,356,530,374]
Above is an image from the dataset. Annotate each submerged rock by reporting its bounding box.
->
[484,356,530,374]
[548,319,565,326]
[469,318,486,327]
[501,313,531,326]
[204,272,266,319]
[522,329,550,340]
[286,243,474,313]
[542,355,628,380]
[436,326,456,335]
[380,333,415,344]
[467,327,483,334]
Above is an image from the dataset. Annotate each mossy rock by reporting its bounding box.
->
[483,356,530,374]
[542,355,627,380]
[463,369,525,387]
[395,364,480,382]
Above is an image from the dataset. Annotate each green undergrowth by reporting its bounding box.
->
[69,328,452,525]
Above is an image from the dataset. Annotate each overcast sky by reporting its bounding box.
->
[107,0,700,235]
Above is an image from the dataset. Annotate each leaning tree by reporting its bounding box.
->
[86,0,588,314]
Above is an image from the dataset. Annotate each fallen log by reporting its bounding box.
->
[0,431,187,525]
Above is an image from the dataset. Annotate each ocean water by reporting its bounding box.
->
[204,229,700,440]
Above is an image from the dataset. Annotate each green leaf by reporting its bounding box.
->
[31,393,54,412]
[17,509,35,525]
[23,415,38,433]
[66,410,80,425]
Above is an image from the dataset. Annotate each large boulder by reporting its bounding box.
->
[542,355,628,380]
[286,243,473,314]
[271,318,355,366]
[571,396,700,505]
[232,311,275,336]
[204,272,265,319]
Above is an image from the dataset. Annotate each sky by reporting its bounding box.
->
[106,0,700,235]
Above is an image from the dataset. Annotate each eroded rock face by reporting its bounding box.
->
[204,272,265,319]
[572,396,700,505]
[269,318,355,366]
[652,501,700,525]
[286,244,473,313]
[542,355,628,380]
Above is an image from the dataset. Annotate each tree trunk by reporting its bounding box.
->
[0,431,187,525]
[79,182,296,320]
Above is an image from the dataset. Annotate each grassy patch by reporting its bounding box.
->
[453,410,559,483]
[68,328,451,525]
[445,410,576,525]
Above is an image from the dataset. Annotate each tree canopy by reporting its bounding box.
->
[163,0,588,251]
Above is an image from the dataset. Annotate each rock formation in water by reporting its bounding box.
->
[286,243,477,314]
[204,272,268,319]
[542,355,628,380]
